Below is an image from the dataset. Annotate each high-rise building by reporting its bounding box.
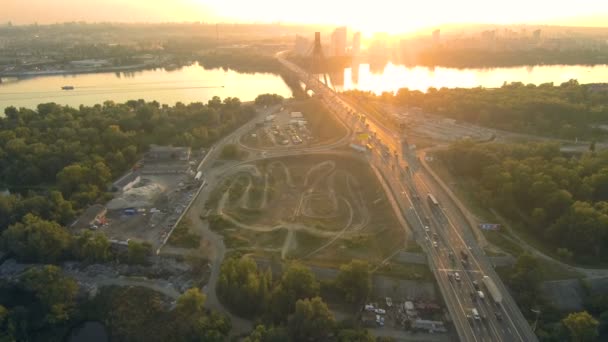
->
[533,29,542,41]
[330,26,348,56]
[432,29,441,45]
[294,35,311,56]
[352,32,361,56]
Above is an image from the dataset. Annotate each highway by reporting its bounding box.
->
[276,54,538,342]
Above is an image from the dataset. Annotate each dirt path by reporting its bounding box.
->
[238,176,253,209]
[304,160,335,188]
[260,173,269,209]
[302,196,355,259]
[281,229,297,259]
[268,161,296,187]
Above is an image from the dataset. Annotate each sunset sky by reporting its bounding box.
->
[2,0,608,33]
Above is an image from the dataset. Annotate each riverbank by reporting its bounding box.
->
[0,63,157,78]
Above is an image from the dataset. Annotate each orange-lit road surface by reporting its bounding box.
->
[277,52,538,342]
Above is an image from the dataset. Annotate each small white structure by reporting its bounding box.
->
[194,171,203,181]
[404,301,417,318]
[290,112,304,119]
[112,173,141,192]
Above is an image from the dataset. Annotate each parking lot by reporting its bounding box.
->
[240,107,316,148]
[361,296,448,336]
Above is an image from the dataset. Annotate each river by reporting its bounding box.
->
[1,62,607,111]
[0,63,293,111]
[324,62,608,93]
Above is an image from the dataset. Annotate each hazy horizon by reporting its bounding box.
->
[2,0,608,34]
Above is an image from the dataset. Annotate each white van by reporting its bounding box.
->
[478,291,485,300]
[472,308,481,320]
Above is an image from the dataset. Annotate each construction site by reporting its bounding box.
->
[72,145,207,249]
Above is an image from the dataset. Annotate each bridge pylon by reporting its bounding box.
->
[308,32,329,87]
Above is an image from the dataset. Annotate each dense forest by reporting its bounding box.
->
[217,256,385,341]
[436,141,608,264]
[346,80,608,139]
[0,97,254,232]
[438,141,608,340]
[405,47,608,68]
[0,272,231,342]
[0,96,266,341]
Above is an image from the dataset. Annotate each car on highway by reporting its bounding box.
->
[477,291,485,300]
[454,272,461,281]
[472,308,481,321]
[424,226,430,232]
[433,241,438,248]
[495,311,503,321]
[473,280,480,290]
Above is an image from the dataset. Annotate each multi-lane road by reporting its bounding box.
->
[277,54,538,341]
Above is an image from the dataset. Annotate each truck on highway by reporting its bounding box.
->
[349,143,367,153]
[482,275,503,304]
[427,193,439,207]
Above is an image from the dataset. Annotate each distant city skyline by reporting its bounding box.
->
[2,0,608,34]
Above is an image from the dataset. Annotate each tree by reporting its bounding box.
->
[244,325,289,342]
[1,214,71,262]
[506,253,542,313]
[126,240,152,265]
[176,287,206,317]
[172,287,231,341]
[288,297,335,341]
[335,260,371,305]
[270,262,320,321]
[56,164,89,197]
[562,311,599,342]
[336,328,375,342]
[255,94,284,106]
[72,231,111,263]
[217,257,270,317]
[21,265,78,324]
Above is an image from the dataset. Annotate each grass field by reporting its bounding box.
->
[206,154,407,267]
